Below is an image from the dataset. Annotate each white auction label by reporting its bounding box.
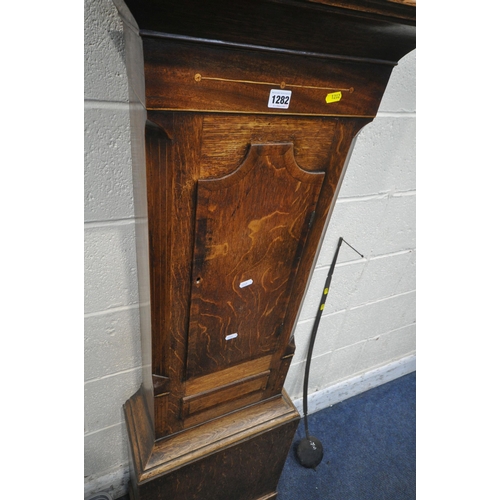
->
[225,333,238,341]
[239,278,253,288]
[268,89,292,109]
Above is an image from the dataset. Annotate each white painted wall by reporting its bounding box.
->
[84,1,416,498]
[285,58,417,402]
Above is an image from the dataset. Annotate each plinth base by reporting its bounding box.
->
[124,387,300,500]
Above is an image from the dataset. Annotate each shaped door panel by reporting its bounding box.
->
[186,142,324,378]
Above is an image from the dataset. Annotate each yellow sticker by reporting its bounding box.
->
[325,91,342,103]
[324,288,329,295]
[320,304,325,311]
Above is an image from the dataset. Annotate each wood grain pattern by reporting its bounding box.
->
[125,386,299,475]
[187,143,324,378]
[182,371,270,417]
[387,0,416,5]
[124,386,155,479]
[183,392,266,428]
[264,117,370,400]
[144,111,205,437]
[185,355,273,396]
[142,37,393,116]
[116,0,416,497]
[137,420,297,499]
[142,112,369,438]
[200,115,340,178]
[115,0,416,62]
[308,0,416,18]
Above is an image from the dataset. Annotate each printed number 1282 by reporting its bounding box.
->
[268,89,292,109]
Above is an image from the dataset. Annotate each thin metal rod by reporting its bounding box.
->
[302,237,363,438]
[342,239,364,258]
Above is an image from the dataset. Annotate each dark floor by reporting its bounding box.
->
[117,372,416,500]
[277,372,416,499]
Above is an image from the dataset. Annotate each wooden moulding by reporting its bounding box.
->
[181,371,270,418]
[111,1,416,498]
[140,110,372,439]
[114,0,416,63]
[141,36,394,117]
[125,387,300,500]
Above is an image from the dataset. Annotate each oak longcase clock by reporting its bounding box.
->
[111,1,416,498]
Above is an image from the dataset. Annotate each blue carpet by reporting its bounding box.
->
[277,372,416,500]
[115,372,415,500]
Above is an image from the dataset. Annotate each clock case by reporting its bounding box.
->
[112,1,416,498]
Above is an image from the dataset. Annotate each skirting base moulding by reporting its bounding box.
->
[111,1,416,499]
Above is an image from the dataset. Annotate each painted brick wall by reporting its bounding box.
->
[284,56,416,401]
[84,0,141,496]
[84,1,415,497]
